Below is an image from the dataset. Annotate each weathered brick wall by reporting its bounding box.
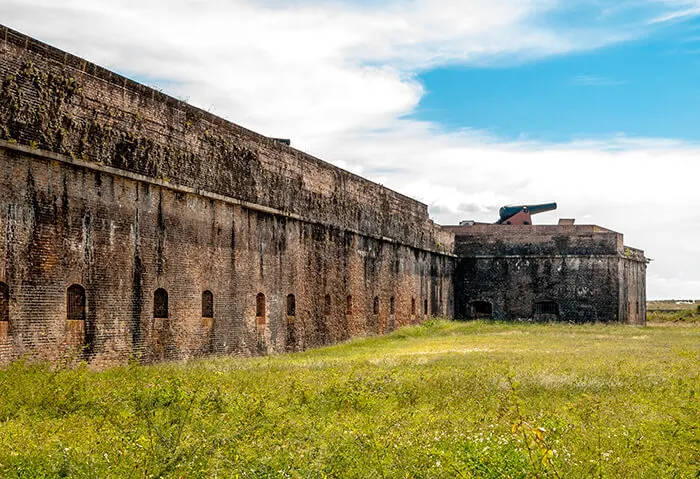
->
[447,225,646,324]
[444,224,621,256]
[619,250,647,325]
[0,145,453,365]
[0,25,454,365]
[454,255,623,322]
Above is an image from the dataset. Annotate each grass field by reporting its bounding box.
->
[0,320,697,478]
[648,300,698,311]
[648,300,700,323]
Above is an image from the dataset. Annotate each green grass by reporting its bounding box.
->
[648,309,700,323]
[0,320,697,478]
[647,300,700,323]
[648,300,698,312]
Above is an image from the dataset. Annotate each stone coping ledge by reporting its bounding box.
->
[1,139,456,258]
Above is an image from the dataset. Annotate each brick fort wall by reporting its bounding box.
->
[444,224,646,324]
[0,25,454,365]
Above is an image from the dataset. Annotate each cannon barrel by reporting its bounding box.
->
[498,202,557,224]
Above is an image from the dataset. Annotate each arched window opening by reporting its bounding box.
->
[67,284,86,321]
[324,294,331,316]
[0,282,8,322]
[373,296,380,315]
[423,299,428,315]
[411,297,416,316]
[287,294,296,316]
[470,300,493,319]
[202,290,214,318]
[154,288,169,319]
[346,295,353,315]
[256,293,266,318]
[534,301,559,320]
[390,296,395,315]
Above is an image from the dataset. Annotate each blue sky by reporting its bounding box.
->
[414,14,700,142]
[3,0,700,298]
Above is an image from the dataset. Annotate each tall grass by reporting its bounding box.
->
[0,320,697,478]
[648,309,700,323]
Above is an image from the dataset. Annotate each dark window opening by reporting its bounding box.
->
[373,296,380,315]
[534,301,559,318]
[287,294,296,316]
[324,294,331,316]
[346,295,353,315]
[470,300,493,319]
[0,282,8,322]
[154,288,169,319]
[67,284,86,321]
[423,299,428,315]
[256,293,266,318]
[411,297,416,316]
[202,290,214,318]
[390,296,395,315]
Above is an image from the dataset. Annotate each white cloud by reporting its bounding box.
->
[649,275,700,300]
[1,0,698,299]
[650,0,700,22]
[309,125,700,301]
[0,0,640,140]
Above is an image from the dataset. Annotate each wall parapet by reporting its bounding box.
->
[0,139,454,258]
[443,224,643,259]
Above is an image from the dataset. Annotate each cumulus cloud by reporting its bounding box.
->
[0,0,640,139]
[1,0,698,298]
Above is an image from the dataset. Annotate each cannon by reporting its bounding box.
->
[497,202,557,225]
